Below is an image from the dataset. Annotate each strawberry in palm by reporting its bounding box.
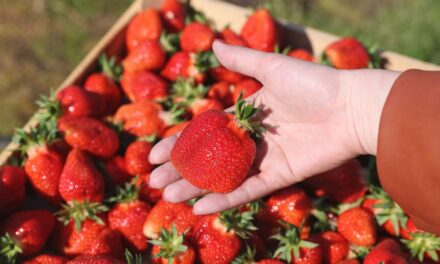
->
[170,96,264,193]
[126,8,162,52]
[0,165,26,216]
[150,225,195,264]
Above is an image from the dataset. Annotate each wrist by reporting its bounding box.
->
[340,69,401,155]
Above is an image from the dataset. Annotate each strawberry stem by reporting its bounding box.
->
[0,233,22,264]
[233,93,266,140]
[219,207,257,239]
[99,54,122,81]
[149,224,188,263]
[55,200,108,231]
[107,181,140,204]
[402,232,440,262]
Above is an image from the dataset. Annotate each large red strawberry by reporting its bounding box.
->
[209,66,246,84]
[170,98,263,193]
[288,49,315,62]
[58,116,119,159]
[67,255,125,264]
[180,22,215,52]
[208,81,234,107]
[219,27,247,46]
[337,207,377,247]
[143,200,199,239]
[125,140,153,176]
[23,254,68,264]
[303,159,367,204]
[0,165,26,216]
[265,186,312,227]
[160,0,187,32]
[126,8,162,52]
[323,37,370,69]
[0,210,55,262]
[232,78,262,103]
[151,225,195,264]
[104,155,133,187]
[364,238,406,264]
[123,40,166,73]
[121,70,169,102]
[312,231,349,264]
[56,85,105,118]
[108,182,151,252]
[241,9,277,52]
[58,149,105,203]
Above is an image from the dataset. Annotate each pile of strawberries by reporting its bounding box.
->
[0,0,439,263]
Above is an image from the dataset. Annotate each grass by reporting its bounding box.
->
[0,0,439,139]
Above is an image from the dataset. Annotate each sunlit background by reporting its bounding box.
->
[0,0,439,144]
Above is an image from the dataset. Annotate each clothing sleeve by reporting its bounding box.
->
[377,69,440,235]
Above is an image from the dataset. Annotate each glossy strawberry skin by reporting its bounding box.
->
[109,200,151,252]
[190,98,224,117]
[58,149,105,203]
[241,9,277,52]
[83,228,124,260]
[143,200,200,239]
[126,8,162,52]
[161,51,205,83]
[293,245,323,264]
[313,231,349,264]
[324,37,370,69]
[160,0,186,32]
[265,186,312,227]
[171,110,256,193]
[67,255,125,264]
[163,122,189,138]
[125,140,154,176]
[364,239,405,264]
[337,208,377,247]
[23,254,68,264]
[58,116,119,159]
[208,81,234,107]
[84,73,121,115]
[104,156,133,187]
[0,165,26,216]
[233,78,262,103]
[56,85,105,118]
[1,210,55,256]
[121,70,169,102]
[180,22,215,52]
[288,49,315,62]
[191,214,241,264]
[219,27,247,46]
[123,40,166,73]
[209,66,245,84]
[25,146,63,206]
[152,242,195,264]
[257,260,284,264]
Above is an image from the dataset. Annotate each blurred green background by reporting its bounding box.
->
[0,0,439,142]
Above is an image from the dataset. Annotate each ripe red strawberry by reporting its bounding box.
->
[58,116,119,159]
[170,98,263,193]
[0,210,55,261]
[265,186,312,227]
[56,85,105,117]
[137,173,163,204]
[0,165,26,216]
[58,149,105,203]
[336,260,360,264]
[400,218,419,240]
[163,121,189,138]
[288,49,315,62]
[241,9,277,52]
[121,70,169,102]
[312,231,349,264]
[180,22,215,52]
[303,159,367,204]
[108,182,151,252]
[143,200,199,239]
[123,40,166,73]
[233,78,262,103]
[209,66,246,84]
[364,238,406,264]
[323,37,370,69]
[337,207,377,247]
[151,225,195,264]
[219,27,247,46]
[104,155,133,187]
[191,97,223,117]
[67,255,125,264]
[23,254,68,264]
[257,260,284,264]
[114,100,177,137]
[161,51,207,83]
[160,0,186,32]
[208,81,234,107]
[125,140,153,176]
[83,228,124,260]
[126,8,162,52]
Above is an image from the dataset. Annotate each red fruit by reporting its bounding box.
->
[125,140,153,176]
[324,37,370,69]
[56,85,105,117]
[160,0,186,32]
[143,200,199,239]
[58,116,119,159]
[0,210,55,257]
[266,186,312,227]
[336,260,359,264]
[23,254,68,264]
[59,149,105,203]
[126,8,162,52]
[0,165,26,216]
[180,22,215,52]
[83,228,124,260]
[67,255,124,264]
[191,98,223,117]
[84,73,121,114]
[400,218,419,239]
[233,78,262,103]
[138,173,163,204]
[104,156,133,187]
[313,231,349,264]
[192,214,242,264]
[219,27,247,46]
[337,207,377,247]
[288,49,315,62]
[161,51,206,83]
[151,226,195,264]
[241,9,277,52]
[121,70,169,102]
[375,238,402,255]
[303,159,367,204]
[114,100,172,137]
[364,239,406,264]
[208,81,234,107]
[209,66,245,84]
[257,260,284,264]
[123,40,166,72]
[163,121,189,138]
[171,101,262,193]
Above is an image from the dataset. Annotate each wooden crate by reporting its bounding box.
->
[1,0,439,164]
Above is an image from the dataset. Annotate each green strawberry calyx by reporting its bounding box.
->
[55,200,109,231]
[107,181,140,204]
[149,224,189,264]
[233,93,266,140]
[99,54,122,81]
[0,233,22,263]
[402,231,440,262]
[219,207,258,239]
[231,245,256,264]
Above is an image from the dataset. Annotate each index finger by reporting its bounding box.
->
[149,135,178,164]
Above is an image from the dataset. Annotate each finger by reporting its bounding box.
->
[149,162,181,189]
[149,135,178,164]
[193,172,280,215]
[163,179,207,203]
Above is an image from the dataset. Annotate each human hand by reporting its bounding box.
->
[148,40,400,214]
